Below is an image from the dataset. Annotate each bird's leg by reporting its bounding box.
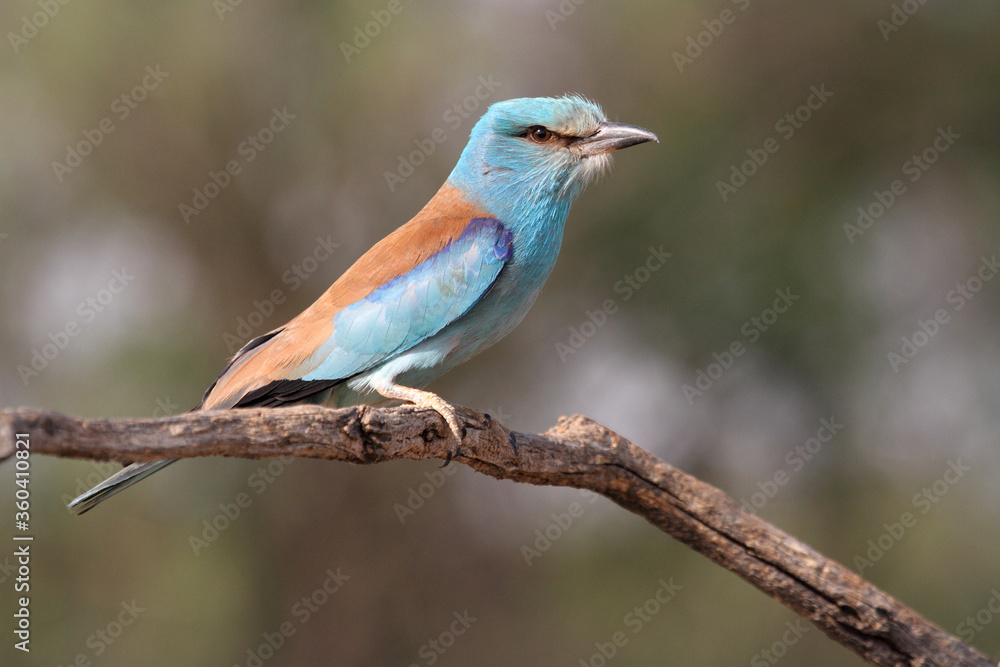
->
[370,380,465,463]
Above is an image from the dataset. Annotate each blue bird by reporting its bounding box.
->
[69,95,657,514]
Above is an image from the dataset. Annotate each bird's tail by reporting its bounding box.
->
[68,459,178,515]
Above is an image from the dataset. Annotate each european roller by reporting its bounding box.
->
[69,95,657,514]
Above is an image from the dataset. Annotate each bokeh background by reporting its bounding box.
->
[2,1,999,665]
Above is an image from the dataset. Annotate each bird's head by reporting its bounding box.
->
[448,95,658,222]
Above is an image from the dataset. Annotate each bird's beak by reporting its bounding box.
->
[576,121,659,156]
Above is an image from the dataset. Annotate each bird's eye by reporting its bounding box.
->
[527,126,556,144]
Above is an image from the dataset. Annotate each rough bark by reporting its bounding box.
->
[0,405,991,666]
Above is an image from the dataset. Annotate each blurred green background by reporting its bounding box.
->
[2,0,999,665]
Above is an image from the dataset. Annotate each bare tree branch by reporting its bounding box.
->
[0,405,991,666]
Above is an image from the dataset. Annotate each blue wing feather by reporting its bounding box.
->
[301,217,511,382]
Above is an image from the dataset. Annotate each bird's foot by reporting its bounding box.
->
[371,381,465,464]
[439,411,466,467]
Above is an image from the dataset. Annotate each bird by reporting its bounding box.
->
[69,94,657,514]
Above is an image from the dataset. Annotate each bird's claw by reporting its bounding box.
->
[507,431,518,455]
[440,417,464,467]
[441,434,463,467]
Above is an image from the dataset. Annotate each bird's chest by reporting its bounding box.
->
[459,219,564,337]
[506,215,565,289]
